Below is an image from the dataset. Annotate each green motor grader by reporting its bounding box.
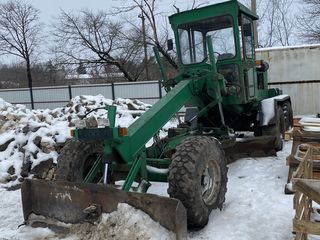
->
[21,1,292,239]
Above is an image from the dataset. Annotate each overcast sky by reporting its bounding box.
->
[0,0,229,63]
[0,0,230,25]
[0,0,301,63]
[25,0,120,22]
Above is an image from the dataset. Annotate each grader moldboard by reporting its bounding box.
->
[21,1,292,239]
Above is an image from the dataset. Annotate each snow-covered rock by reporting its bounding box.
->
[0,95,176,186]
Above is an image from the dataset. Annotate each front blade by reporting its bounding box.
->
[225,135,277,163]
[21,179,187,240]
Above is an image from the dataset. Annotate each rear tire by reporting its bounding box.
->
[55,139,103,182]
[168,136,228,228]
[283,101,293,130]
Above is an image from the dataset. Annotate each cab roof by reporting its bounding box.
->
[169,0,258,27]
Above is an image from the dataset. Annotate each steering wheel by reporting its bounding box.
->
[213,51,221,60]
[226,83,241,95]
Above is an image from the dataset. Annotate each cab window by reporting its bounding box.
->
[178,15,236,65]
[242,16,254,59]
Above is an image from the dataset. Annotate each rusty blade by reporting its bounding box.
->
[224,135,277,163]
[21,179,187,240]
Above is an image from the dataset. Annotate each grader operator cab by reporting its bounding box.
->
[166,1,283,134]
[21,1,292,239]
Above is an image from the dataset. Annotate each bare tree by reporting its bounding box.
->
[0,61,66,88]
[0,0,41,108]
[189,0,210,9]
[298,0,320,43]
[238,0,296,47]
[115,0,178,69]
[252,0,295,47]
[53,10,144,82]
[274,0,295,46]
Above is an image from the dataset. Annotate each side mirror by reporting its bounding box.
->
[167,39,173,51]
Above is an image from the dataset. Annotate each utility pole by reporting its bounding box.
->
[251,0,259,48]
[139,10,149,81]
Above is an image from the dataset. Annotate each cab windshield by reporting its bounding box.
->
[178,15,235,65]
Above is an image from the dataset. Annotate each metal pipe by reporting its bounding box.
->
[218,102,225,125]
[103,163,108,185]
[139,10,149,80]
[251,0,259,48]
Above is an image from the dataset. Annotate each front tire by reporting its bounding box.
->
[55,139,103,182]
[167,136,228,228]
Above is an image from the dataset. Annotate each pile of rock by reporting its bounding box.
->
[0,95,151,186]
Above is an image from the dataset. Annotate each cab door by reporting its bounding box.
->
[241,15,255,100]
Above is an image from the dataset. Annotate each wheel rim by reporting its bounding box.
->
[201,160,221,205]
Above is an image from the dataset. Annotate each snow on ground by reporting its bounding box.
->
[21,203,175,240]
[0,141,300,240]
[149,141,299,240]
[0,96,309,240]
[52,203,175,240]
[0,186,55,240]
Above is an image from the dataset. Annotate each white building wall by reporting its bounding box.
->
[256,44,320,115]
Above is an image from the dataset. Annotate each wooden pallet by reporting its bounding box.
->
[285,120,320,194]
[285,130,293,140]
[292,145,320,240]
